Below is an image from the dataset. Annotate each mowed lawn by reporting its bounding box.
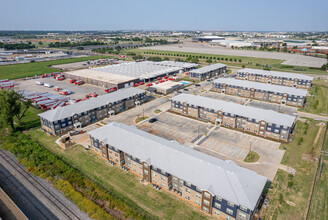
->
[263,119,326,220]
[128,49,326,75]
[25,128,211,220]
[299,79,328,115]
[0,55,112,80]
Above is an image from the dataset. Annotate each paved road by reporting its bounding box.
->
[143,43,327,68]
[297,112,328,121]
[0,149,91,220]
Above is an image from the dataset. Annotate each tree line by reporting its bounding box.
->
[0,42,36,50]
[48,41,106,48]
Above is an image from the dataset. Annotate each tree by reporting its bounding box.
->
[206,59,212,64]
[38,41,43,45]
[163,57,170,61]
[0,90,32,131]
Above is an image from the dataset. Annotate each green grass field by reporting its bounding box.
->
[126,49,327,75]
[299,79,328,115]
[263,119,326,220]
[0,55,112,80]
[25,128,210,220]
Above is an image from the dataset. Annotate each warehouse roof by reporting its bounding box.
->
[94,61,182,80]
[213,78,308,97]
[238,68,313,81]
[89,122,267,210]
[190,63,227,74]
[65,69,137,84]
[38,88,145,122]
[171,94,296,127]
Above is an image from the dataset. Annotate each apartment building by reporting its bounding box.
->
[89,122,268,220]
[212,78,308,107]
[171,94,296,142]
[38,88,146,135]
[189,63,227,81]
[236,68,313,89]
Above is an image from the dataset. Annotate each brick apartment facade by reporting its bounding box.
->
[38,88,146,136]
[89,122,268,220]
[236,68,313,89]
[189,63,227,81]
[212,78,308,107]
[171,94,296,142]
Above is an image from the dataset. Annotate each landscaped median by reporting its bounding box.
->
[243,151,260,163]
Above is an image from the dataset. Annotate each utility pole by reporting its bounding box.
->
[249,141,252,152]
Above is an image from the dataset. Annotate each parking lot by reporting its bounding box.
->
[15,77,107,100]
[138,112,283,180]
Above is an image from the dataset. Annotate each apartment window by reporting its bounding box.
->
[173,183,178,188]
[196,187,201,192]
[238,212,247,219]
[153,173,157,177]
[195,200,201,206]
[173,177,178,181]
[196,194,201,199]
[186,188,190,193]
[203,200,210,206]
[228,201,234,207]
[144,170,148,175]
[215,202,221,209]
[161,183,166,188]
[152,166,157,170]
[216,196,222,202]
[226,208,233,215]
[186,182,191,187]
[153,179,157,183]
[161,176,165,181]
[214,210,220,215]
[274,129,279,133]
[202,207,209,213]
[144,163,148,168]
[180,180,184,185]
[185,196,190,200]
[132,161,136,166]
[204,192,210,199]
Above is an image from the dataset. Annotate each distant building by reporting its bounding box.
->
[212,78,308,107]
[148,81,184,95]
[171,94,296,142]
[236,68,313,89]
[89,122,268,220]
[192,36,225,43]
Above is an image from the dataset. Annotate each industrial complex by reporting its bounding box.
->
[89,122,267,220]
[236,68,313,89]
[212,78,308,107]
[171,94,296,142]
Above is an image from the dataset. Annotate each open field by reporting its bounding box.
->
[299,79,328,115]
[25,128,212,220]
[127,48,327,75]
[262,119,326,220]
[139,43,327,68]
[0,55,112,80]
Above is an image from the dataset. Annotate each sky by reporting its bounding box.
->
[0,0,327,32]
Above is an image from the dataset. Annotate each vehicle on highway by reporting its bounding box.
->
[149,118,157,123]
[75,80,84,85]
[69,79,77,83]
[105,87,117,93]
[44,83,53,88]
[36,81,44,85]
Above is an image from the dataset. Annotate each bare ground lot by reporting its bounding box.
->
[143,43,327,68]
[15,77,107,100]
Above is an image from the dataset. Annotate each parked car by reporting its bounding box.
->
[149,118,158,123]
[139,82,144,85]
[105,87,117,93]
[183,88,188,91]
[263,198,269,209]
[69,130,84,136]
[176,91,182,94]
[133,83,139,87]
[36,81,44,85]
[59,89,71,95]
[75,80,84,85]
[146,83,153,86]
[69,79,76,84]
[207,79,211,82]
[86,92,98,98]
[53,86,62,91]
[44,83,53,88]
[195,84,201,87]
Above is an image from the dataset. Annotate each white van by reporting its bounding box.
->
[44,83,53,88]
[36,81,44,85]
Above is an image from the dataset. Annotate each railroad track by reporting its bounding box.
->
[0,148,81,220]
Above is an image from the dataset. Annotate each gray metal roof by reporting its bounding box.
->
[189,63,227,74]
[38,88,145,122]
[238,68,313,81]
[89,122,267,210]
[157,61,198,69]
[171,94,296,127]
[94,61,182,79]
[213,78,308,97]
